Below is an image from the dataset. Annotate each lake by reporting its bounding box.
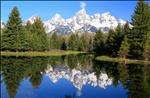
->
[1,54,150,98]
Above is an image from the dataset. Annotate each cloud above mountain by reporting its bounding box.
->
[80,2,86,9]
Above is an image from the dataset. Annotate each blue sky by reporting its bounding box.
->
[1,1,149,23]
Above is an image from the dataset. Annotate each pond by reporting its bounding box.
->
[1,54,150,98]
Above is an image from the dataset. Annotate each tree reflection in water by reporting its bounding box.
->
[1,55,150,98]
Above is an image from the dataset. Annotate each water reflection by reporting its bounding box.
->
[46,65,112,90]
[1,55,150,98]
[1,56,48,98]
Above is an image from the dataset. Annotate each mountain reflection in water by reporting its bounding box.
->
[1,54,150,98]
[46,65,112,90]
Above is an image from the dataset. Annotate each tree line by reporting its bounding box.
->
[1,0,150,60]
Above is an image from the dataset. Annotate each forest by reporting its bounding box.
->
[1,0,150,61]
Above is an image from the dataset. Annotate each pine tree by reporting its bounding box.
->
[115,24,124,55]
[49,31,59,49]
[59,36,67,50]
[123,21,131,39]
[32,17,49,51]
[25,21,33,51]
[118,36,130,59]
[106,29,118,56]
[78,33,89,51]
[143,32,150,61]
[67,33,78,51]
[1,6,27,51]
[78,38,84,51]
[106,24,124,57]
[93,29,105,55]
[131,0,150,59]
[87,36,92,52]
[26,20,32,31]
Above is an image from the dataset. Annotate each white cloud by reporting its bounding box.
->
[80,2,86,9]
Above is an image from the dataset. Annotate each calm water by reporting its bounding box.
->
[1,54,150,98]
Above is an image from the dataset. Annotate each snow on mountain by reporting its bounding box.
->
[45,65,112,90]
[24,9,127,34]
[43,22,55,33]
[1,20,4,28]
[23,14,40,25]
[47,14,65,26]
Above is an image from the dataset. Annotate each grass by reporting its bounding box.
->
[1,50,88,57]
[95,56,150,64]
[2,51,150,64]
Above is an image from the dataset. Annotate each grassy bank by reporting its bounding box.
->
[1,50,88,57]
[95,56,150,64]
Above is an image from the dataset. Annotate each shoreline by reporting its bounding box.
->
[1,51,149,64]
[95,56,150,64]
[1,51,88,57]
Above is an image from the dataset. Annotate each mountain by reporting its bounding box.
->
[1,20,4,29]
[23,8,127,34]
[23,14,40,25]
[45,65,112,90]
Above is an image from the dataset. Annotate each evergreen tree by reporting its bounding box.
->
[25,22,34,51]
[87,36,93,52]
[1,6,27,51]
[106,29,118,56]
[106,24,124,57]
[123,21,131,40]
[78,33,89,51]
[67,33,78,51]
[115,24,124,55]
[93,29,105,55]
[143,32,150,61]
[32,17,49,51]
[131,0,150,59]
[118,36,130,59]
[78,38,84,51]
[18,26,29,51]
[60,36,67,50]
[49,31,59,49]
[26,20,32,31]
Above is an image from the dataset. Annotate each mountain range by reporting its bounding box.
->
[45,64,112,91]
[1,8,127,34]
[23,8,127,34]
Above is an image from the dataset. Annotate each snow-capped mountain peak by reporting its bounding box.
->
[102,12,111,16]
[23,9,127,34]
[48,14,65,26]
[30,14,39,20]
[93,13,101,19]
[76,8,86,16]
[23,14,40,25]
[51,14,64,21]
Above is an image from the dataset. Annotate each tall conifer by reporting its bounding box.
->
[131,0,150,59]
[1,6,26,51]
